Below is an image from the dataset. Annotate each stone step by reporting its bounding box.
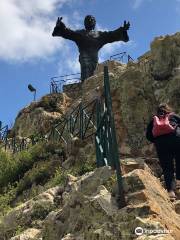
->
[121,157,145,175]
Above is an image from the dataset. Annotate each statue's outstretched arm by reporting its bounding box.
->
[100,21,130,45]
[52,17,80,42]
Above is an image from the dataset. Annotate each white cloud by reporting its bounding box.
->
[57,55,80,76]
[131,0,153,10]
[132,0,144,9]
[0,0,74,62]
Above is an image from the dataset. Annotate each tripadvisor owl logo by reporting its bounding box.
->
[135,227,143,236]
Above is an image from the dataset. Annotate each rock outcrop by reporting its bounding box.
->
[10,228,41,240]
[12,93,71,137]
[0,186,62,239]
[150,33,180,80]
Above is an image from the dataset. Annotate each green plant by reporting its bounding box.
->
[73,147,96,176]
[13,225,25,237]
[15,161,54,196]
[104,174,117,193]
[46,167,67,188]
[0,184,16,216]
[75,160,96,175]
[31,202,55,220]
[0,143,53,192]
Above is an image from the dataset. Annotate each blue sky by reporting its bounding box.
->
[0,0,179,127]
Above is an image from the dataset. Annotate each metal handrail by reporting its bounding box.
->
[110,52,134,63]
[50,73,81,94]
[0,124,8,143]
[49,52,134,94]
[95,66,126,208]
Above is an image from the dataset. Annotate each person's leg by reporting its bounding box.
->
[174,137,180,187]
[155,142,176,192]
[175,153,180,182]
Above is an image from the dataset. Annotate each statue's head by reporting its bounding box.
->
[84,15,96,30]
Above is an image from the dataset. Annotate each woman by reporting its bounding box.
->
[146,103,180,200]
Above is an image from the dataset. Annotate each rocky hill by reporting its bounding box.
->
[12,32,180,156]
[0,32,180,240]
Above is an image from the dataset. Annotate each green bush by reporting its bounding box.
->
[0,142,66,216]
[16,162,53,196]
[45,167,67,188]
[38,95,60,112]
[31,202,55,220]
[0,184,16,215]
[0,152,26,192]
[0,143,48,192]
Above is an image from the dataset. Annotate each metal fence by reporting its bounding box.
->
[0,122,8,144]
[49,52,134,94]
[110,52,134,63]
[0,129,48,154]
[50,73,81,94]
[49,99,97,146]
[95,66,126,208]
[0,99,97,153]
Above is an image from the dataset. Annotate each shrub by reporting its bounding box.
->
[31,202,55,220]
[0,184,16,215]
[16,162,53,196]
[0,143,47,192]
[45,167,67,188]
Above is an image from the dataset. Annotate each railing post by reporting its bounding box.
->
[12,137,16,154]
[95,99,104,167]
[0,121,2,140]
[22,138,25,150]
[5,137,7,151]
[103,66,126,208]
[79,102,83,140]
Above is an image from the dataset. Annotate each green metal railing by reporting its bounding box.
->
[49,99,97,145]
[110,52,134,63]
[95,66,126,208]
[0,130,47,154]
[50,73,81,94]
[4,137,29,153]
[0,99,96,154]
[0,123,8,142]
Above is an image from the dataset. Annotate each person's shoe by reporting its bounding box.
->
[168,191,176,201]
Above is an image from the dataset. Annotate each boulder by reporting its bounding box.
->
[151,33,180,80]
[12,93,71,137]
[0,186,62,239]
[10,228,41,240]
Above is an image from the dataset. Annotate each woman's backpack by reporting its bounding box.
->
[152,113,175,137]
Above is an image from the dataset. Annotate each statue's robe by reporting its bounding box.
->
[52,25,129,81]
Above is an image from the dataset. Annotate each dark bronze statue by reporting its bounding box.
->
[52,15,130,81]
